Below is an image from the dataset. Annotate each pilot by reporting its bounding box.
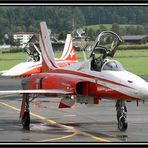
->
[91,53,103,72]
[91,53,97,70]
[95,56,104,71]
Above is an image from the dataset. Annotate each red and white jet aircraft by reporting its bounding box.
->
[2,33,77,77]
[1,22,148,131]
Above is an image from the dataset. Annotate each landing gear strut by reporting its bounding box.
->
[115,100,128,131]
[20,94,30,130]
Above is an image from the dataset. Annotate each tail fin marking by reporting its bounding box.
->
[60,34,76,61]
[39,22,58,71]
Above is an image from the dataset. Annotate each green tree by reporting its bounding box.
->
[4,34,20,47]
[135,25,144,35]
[95,29,101,36]
[143,23,148,35]
[8,35,16,47]
[126,26,136,35]
[111,23,120,34]
[87,28,96,39]
[119,27,126,36]
[58,31,66,40]
[15,38,21,47]
[99,25,107,32]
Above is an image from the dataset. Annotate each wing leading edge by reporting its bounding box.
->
[0,89,73,97]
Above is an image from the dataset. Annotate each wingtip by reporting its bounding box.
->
[58,102,71,108]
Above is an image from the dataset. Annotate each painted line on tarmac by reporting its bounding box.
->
[29,112,56,124]
[80,132,111,142]
[0,101,112,142]
[37,131,79,142]
[0,102,20,111]
[0,102,78,142]
[0,102,55,124]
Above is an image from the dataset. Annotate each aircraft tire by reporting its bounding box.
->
[22,111,30,130]
[118,116,128,131]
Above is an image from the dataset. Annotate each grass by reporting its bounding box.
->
[0,49,148,76]
[82,24,140,31]
[115,50,148,57]
[0,52,28,60]
[114,57,148,76]
[0,52,28,71]
[83,24,112,30]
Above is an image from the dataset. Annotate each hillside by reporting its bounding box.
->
[0,6,147,43]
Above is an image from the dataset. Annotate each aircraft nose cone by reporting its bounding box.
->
[139,83,148,100]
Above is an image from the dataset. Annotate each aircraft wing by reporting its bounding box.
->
[0,70,8,74]
[0,89,73,97]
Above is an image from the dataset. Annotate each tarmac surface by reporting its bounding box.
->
[0,76,148,144]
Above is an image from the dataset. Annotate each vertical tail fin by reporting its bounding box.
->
[60,34,76,61]
[39,22,58,72]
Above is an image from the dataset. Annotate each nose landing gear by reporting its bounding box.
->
[20,93,30,130]
[116,100,128,131]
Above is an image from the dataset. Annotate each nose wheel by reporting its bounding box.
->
[116,100,128,131]
[118,115,128,131]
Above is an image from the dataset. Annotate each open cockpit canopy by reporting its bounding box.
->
[90,31,122,59]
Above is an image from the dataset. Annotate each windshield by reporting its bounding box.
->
[102,60,124,71]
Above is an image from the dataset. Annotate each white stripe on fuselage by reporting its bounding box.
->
[63,58,148,99]
[47,69,140,99]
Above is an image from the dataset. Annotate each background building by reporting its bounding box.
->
[13,32,34,48]
[122,35,148,44]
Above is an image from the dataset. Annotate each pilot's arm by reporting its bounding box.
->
[91,54,97,70]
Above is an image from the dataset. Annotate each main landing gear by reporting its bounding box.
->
[115,100,128,131]
[20,94,30,130]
